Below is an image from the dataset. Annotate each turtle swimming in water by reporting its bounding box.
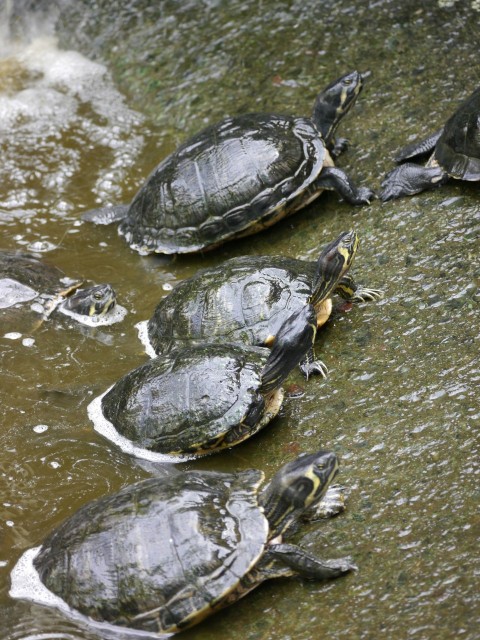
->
[380,86,480,200]
[146,230,382,378]
[0,250,117,332]
[99,305,317,457]
[83,71,374,255]
[32,450,355,634]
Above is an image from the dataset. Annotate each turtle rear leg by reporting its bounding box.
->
[394,127,443,162]
[81,204,130,225]
[380,162,448,201]
[315,166,375,205]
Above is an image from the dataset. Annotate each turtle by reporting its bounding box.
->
[380,86,480,200]
[0,250,117,332]
[146,230,383,378]
[33,450,355,634]
[99,304,317,456]
[82,70,374,255]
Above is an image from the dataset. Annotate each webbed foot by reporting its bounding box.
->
[380,163,448,201]
[351,185,376,205]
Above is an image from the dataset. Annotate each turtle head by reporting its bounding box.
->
[260,450,339,538]
[62,283,117,317]
[310,230,358,307]
[311,70,364,146]
[260,304,317,394]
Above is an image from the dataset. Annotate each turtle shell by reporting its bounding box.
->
[0,251,70,330]
[101,342,282,455]
[147,254,317,355]
[34,469,268,633]
[434,87,480,180]
[118,113,326,254]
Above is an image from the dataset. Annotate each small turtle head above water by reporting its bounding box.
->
[312,70,364,146]
[62,283,116,317]
[260,449,338,537]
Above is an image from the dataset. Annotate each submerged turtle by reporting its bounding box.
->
[101,305,316,456]
[83,71,374,255]
[146,230,382,377]
[380,86,480,200]
[33,450,355,634]
[0,250,116,331]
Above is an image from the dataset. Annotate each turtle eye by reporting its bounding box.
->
[94,292,104,300]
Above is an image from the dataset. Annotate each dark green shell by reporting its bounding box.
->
[34,469,268,633]
[147,254,317,355]
[101,343,275,455]
[118,113,326,254]
[435,87,480,180]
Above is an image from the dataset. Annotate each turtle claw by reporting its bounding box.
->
[356,186,376,204]
[299,358,328,380]
[350,286,384,302]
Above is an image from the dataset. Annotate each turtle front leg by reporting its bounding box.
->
[302,483,347,521]
[299,347,328,380]
[260,543,356,581]
[329,137,349,159]
[315,166,375,205]
[221,543,354,607]
[380,162,449,201]
[335,274,384,302]
[260,305,319,392]
[394,127,444,162]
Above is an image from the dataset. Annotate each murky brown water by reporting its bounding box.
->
[1,1,479,639]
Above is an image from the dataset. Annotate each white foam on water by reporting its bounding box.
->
[88,390,192,463]
[58,303,128,327]
[135,320,157,358]
[33,424,49,433]
[0,34,146,212]
[10,547,173,638]
[3,331,22,340]
[10,547,71,611]
[26,240,58,252]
